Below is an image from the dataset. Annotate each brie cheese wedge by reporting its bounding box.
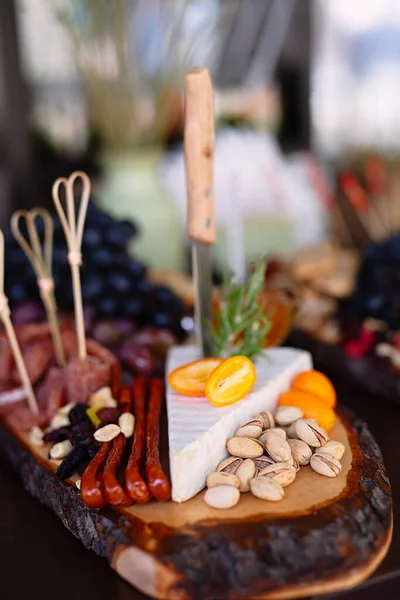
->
[166,346,312,502]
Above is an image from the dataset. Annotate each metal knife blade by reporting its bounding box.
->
[191,241,214,357]
[184,67,215,357]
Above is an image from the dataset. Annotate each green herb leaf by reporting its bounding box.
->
[212,256,271,361]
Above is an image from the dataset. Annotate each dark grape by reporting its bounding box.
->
[127,259,147,280]
[152,311,174,329]
[97,296,119,318]
[83,228,102,247]
[8,282,29,304]
[104,226,129,249]
[124,296,145,318]
[118,219,139,239]
[92,247,114,268]
[81,272,103,302]
[107,271,131,294]
[135,279,153,295]
[154,285,174,305]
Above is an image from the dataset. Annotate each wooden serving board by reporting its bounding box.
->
[0,412,392,600]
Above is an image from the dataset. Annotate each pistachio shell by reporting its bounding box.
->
[286,421,300,439]
[295,419,328,447]
[258,462,296,487]
[257,411,275,430]
[275,405,304,426]
[253,456,275,471]
[250,476,284,501]
[288,438,313,465]
[226,437,264,459]
[206,471,240,489]
[273,428,287,439]
[216,456,243,474]
[204,485,240,509]
[235,458,257,492]
[235,418,263,439]
[318,440,345,460]
[264,429,291,462]
[310,453,342,477]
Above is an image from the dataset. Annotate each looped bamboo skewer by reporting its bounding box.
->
[52,171,90,359]
[11,209,66,367]
[0,229,38,414]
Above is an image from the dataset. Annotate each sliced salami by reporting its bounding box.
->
[65,356,111,404]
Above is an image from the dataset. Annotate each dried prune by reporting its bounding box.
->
[43,426,72,444]
[68,403,91,425]
[70,422,95,446]
[56,445,89,479]
[96,407,120,425]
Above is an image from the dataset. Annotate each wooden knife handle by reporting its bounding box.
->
[184,67,215,245]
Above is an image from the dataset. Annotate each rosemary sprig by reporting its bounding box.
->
[212,257,271,361]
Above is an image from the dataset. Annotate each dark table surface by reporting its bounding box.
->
[1,336,399,600]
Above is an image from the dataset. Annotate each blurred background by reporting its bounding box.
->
[3,0,400,374]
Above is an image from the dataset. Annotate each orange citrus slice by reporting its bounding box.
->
[206,356,256,407]
[168,358,223,396]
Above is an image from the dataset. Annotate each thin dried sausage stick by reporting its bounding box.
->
[125,377,151,503]
[81,441,111,508]
[145,379,171,501]
[103,388,131,507]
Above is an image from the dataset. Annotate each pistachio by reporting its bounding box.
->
[226,436,264,458]
[275,405,304,426]
[286,421,300,438]
[258,462,296,487]
[236,458,257,492]
[264,429,291,462]
[273,428,287,439]
[250,476,284,501]
[253,456,275,471]
[94,423,121,443]
[235,418,263,439]
[204,485,240,509]
[288,439,313,465]
[50,439,73,460]
[292,456,300,473]
[216,456,243,474]
[310,453,342,477]
[295,419,328,447]
[206,472,240,489]
[318,440,345,461]
[260,427,286,446]
[257,411,275,430]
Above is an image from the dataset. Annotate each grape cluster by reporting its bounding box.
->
[344,235,400,329]
[4,200,185,337]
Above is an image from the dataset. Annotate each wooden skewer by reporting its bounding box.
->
[11,209,66,367]
[0,230,38,414]
[52,171,90,360]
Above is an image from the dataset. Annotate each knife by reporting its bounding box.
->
[184,67,215,357]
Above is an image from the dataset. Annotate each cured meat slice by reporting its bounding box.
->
[14,338,54,385]
[86,339,118,365]
[0,334,13,390]
[65,356,111,404]
[6,405,49,431]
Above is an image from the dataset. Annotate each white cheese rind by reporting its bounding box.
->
[166,346,312,502]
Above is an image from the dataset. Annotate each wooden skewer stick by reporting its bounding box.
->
[0,230,38,414]
[11,209,66,367]
[52,171,90,359]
